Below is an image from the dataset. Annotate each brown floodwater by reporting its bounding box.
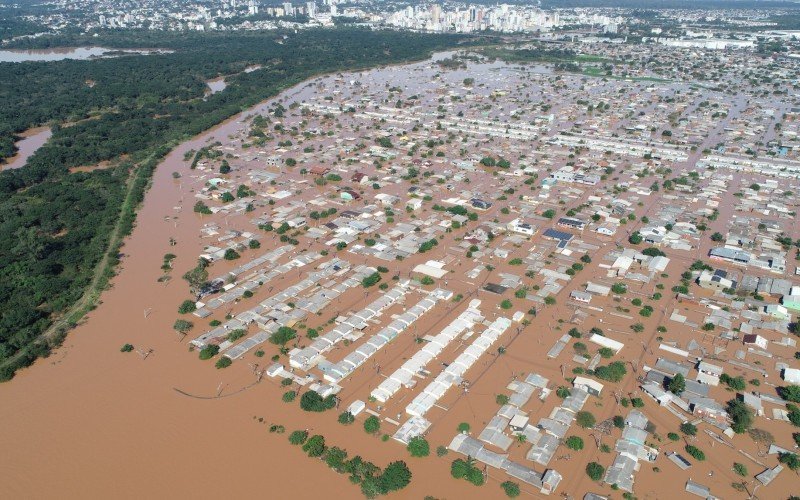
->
[1,127,52,170]
[1,51,797,500]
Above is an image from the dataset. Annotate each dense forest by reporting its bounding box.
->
[0,28,472,380]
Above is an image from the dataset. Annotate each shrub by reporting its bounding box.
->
[436,445,449,457]
[120,344,134,353]
[733,462,748,476]
[282,390,296,402]
[667,432,679,441]
[496,394,510,405]
[215,357,232,369]
[500,299,513,309]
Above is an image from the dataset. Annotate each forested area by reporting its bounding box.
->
[0,28,471,380]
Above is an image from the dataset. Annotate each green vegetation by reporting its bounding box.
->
[361,272,382,288]
[289,430,308,445]
[585,461,605,481]
[0,28,469,381]
[565,436,584,450]
[680,422,697,436]
[269,326,297,345]
[120,343,134,353]
[338,411,355,425]
[173,319,194,334]
[215,357,232,369]
[500,480,521,498]
[576,411,596,428]
[720,373,746,391]
[282,390,296,402]
[685,445,706,461]
[299,391,336,412]
[451,457,484,486]
[364,415,381,434]
[727,399,754,433]
[198,344,219,360]
[778,385,800,403]
[668,373,686,395]
[178,300,197,314]
[406,436,430,457]
[593,361,627,382]
[779,452,800,471]
[733,462,748,477]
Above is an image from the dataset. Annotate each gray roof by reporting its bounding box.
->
[685,480,711,497]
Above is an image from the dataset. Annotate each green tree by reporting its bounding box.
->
[302,434,326,457]
[288,430,308,445]
[778,385,800,403]
[779,452,800,471]
[576,411,596,428]
[668,373,686,395]
[379,460,412,493]
[338,411,355,425]
[727,399,754,433]
[173,319,194,334]
[364,415,381,434]
[215,357,232,369]
[685,445,706,461]
[178,299,197,314]
[299,391,336,412]
[501,481,520,498]
[586,462,605,481]
[680,422,697,436]
[198,344,219,360]
[407,436,429,457]
[565,436,584,450]
[269,326,297,345]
